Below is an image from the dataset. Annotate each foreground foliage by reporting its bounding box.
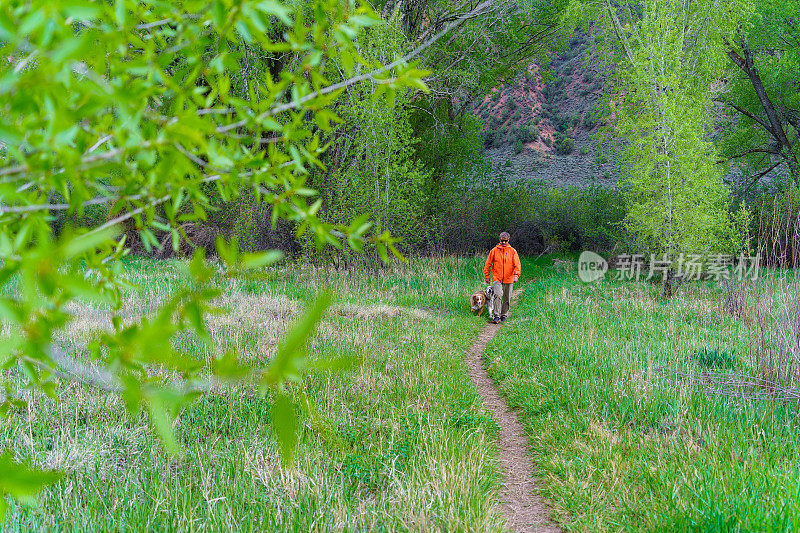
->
[0,0,431,513]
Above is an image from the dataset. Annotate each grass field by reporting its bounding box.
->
[5,254,800,531]
[2,256,515,532]
[485,258,800,531]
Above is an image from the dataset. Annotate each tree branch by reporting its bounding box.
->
[215,0,499,134]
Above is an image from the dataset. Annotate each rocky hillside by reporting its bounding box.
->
[473,30,620,188]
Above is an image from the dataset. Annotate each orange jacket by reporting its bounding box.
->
[484,244,521,283]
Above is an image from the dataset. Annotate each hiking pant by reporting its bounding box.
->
[491,280,513,318]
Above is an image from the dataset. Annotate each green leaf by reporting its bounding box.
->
[349,14,380,27]
[241,250,284,270]
[256,1,292,24]
[212,350,252,380]
[61,2,100,21]
[263,292,331,385]
[0,450,62,507]
[65,226,120,258]
[114,0,126,26]
[270,391,298,464]
[144,389,181,456]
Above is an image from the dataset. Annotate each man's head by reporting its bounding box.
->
[499,231,510,247]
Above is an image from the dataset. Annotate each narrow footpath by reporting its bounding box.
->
[465,287,560,533]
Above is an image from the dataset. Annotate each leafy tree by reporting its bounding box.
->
[716,0,800,193]
[565,0,751,291]
[0,0,432,515]
[312,14,429,263]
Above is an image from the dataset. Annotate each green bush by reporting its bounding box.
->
[514,138,524,154]
[555,134,574,155]
[483,129,495,148]
[513,123,538,143]
[493,182,627,254]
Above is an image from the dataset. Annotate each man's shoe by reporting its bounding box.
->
[491,316,500,324]
[500,316,507,322]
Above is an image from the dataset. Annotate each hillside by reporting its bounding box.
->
[473,30,621,188]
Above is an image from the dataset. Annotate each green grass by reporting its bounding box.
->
[485,258,800,531]
[2,256,508,531]
[8,254,798,531]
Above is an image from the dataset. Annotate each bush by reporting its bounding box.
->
[483,129,495,148]
[513,123,538,143]
[510,184,626,254]
[543,135,553,147]
[552,113,570,132]
[555,134,574,155]
[514,138,524,154]
[492,130,504,148]
[513,110,522,120]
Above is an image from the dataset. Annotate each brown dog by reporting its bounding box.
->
[470,290,487,316]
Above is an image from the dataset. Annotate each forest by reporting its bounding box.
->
[1,0,800,530]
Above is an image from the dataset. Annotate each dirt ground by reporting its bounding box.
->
[465,288,560,533]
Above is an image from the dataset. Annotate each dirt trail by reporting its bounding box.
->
[466,288,560,533]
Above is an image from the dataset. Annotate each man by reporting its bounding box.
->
[484,231,521,324]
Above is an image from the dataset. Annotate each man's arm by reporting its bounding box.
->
[484,250,493,282]
[512,250,521,282]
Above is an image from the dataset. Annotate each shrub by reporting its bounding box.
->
[511,184,626,254]
[580,146,590,155]
[555,135,574,155]
[492,130,504,148]
[513,123,538,143]
[483,129,495,148]
[513,110,522,120]
[514,138,524,154]
[582,71,594,83]
[543,135,553,147]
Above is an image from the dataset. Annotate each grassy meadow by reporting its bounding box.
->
[484,258,800,531]
[4,253,800,532]
[2,256,512,532]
